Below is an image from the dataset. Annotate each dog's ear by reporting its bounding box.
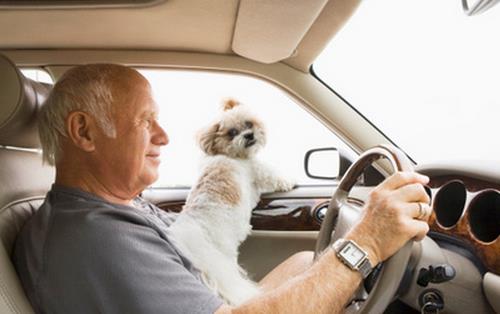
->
[222,98,240,111]
[198,123,220,155]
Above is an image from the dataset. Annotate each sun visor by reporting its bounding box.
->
[232,0,329,64]
[0,54,52,148]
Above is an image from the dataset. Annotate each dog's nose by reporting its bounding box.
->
[244,133,254,141]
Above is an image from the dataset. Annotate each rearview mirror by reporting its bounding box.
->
[462,0,500,15]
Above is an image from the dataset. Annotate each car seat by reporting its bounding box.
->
[0,53,54,314]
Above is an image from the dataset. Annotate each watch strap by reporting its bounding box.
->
[357,258,372,279]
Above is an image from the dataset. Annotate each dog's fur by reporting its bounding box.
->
[168,99,294,305]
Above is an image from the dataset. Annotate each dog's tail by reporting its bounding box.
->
[222,98,240,111]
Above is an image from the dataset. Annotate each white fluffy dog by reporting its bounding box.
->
[168,99,294,305]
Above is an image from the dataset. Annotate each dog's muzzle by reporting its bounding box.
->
[245,139,257,148]
[244,132,256,148]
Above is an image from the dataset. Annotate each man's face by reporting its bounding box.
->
[93,75,168,197]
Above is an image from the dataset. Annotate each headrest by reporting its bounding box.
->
[0,54,52,148]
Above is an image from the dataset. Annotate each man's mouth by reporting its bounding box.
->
[146,153,161,162]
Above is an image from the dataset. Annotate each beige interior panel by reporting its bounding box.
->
[284,0,361,72]
[401,240,495,313]
[0,244,34,314]
[417,162,500,184]
[232,0,328,63]
[483,272,500,313]
[0,54,52,149]
[0,1,363,71]
[0,0,237,53]
[239,230,318,281]
[0,149,54,207]
[0,0,167,10]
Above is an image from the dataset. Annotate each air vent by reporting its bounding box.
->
[468,191,500,243]
[433,180,466,229]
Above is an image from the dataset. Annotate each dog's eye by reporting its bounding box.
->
[227,128,239,138]
[245,121,253,129]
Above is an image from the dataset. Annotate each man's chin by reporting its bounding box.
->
[149,172,159,184]
[140,169,159,188]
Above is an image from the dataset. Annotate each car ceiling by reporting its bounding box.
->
[0,0,360,72]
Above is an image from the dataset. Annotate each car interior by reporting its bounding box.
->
[0,0,499,313]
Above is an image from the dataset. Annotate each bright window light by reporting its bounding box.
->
[314,0,500,164]
[21,69,53,84]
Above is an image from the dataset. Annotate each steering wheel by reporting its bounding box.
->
[314,144,414,314]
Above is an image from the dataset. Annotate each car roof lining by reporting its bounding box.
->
[0,0,166,9]
[0,0,361,72]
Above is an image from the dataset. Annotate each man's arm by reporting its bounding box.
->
[216,172,431,314]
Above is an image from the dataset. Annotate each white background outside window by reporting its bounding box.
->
[140,70,348,188]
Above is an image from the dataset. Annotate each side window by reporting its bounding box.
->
[139,69,354,188]
[20,68,54,84]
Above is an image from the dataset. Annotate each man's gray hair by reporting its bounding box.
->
[38,64,130,165]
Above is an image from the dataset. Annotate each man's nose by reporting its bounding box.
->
[152,121,169,146]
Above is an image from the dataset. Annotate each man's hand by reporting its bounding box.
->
[348,172,431,265]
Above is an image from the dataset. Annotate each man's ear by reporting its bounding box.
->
[66,111,96,152]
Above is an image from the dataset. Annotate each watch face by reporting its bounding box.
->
[340,243,366,266]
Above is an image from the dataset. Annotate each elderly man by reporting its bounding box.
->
[14,64,431,314]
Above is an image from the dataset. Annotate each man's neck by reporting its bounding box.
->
[55,163,135,206]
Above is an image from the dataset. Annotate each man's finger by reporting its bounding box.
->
[381,171,429,191]
[407,219,430,241]
[405,202,432,221]
[394,183,431,204]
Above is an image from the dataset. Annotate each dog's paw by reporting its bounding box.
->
[275,178,296,192]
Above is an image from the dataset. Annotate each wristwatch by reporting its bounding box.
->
[332,238,373,279]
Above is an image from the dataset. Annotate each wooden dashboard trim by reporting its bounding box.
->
[429,175,500,275]
[157,198,328,231]
[157,197,365,232]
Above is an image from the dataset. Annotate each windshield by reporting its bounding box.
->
[314,0,500,164]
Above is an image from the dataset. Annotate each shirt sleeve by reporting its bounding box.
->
[43,209,223,314]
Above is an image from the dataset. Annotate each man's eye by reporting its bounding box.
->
[227,128,239,137]
[245,121,253,128]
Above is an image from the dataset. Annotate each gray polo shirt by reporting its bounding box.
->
[13,185,223,314]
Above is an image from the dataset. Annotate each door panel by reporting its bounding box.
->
[240,230,318,281]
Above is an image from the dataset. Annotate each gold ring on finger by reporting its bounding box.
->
[417,202,425,220]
